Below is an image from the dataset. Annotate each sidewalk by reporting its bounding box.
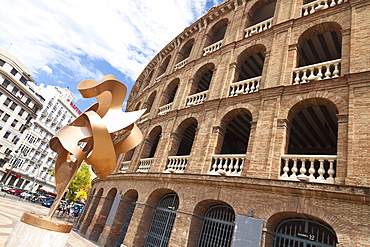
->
[0,193,98,247]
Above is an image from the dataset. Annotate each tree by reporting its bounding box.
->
[66,162,92,202]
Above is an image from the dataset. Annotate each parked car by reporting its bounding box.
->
[1,185,16,192]
[20,191,39,200]
[7,188,25,196]
[42,199,54,207]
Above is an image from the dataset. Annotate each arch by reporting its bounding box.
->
[76,188,96,229]
[171,118,198,156]
[246,0,276,27]
[190,63,215,95]
[80,188,103,234]
[236,44,267,82]
[157,55,171,78]
[142,125,162,159]
[160,78,179,106]
[143,91,157,114]
[134,102,141,111]
[204,18,229,47]
[90,188,117,241]
[141,70,154,90]
[176,39,194,64]
[188,200,234,247]
[297,22,342,67]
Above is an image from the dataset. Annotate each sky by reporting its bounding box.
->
[0,0,224,112]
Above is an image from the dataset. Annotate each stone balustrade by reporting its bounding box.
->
[158,102,173,116]
[280,154,337,184]
[137,158,153,172]
[208,154,245,176]
[229,76,261,97]
[138,113,149,124]
[119,161,131,173]
[293,59,341,85]
[154,73,166,83]
[164,156,189,173]
[244,18,273,38]
[302,0,344,16]
[174,58,189,71]
[203,40,223,56]
[186,90,208,107]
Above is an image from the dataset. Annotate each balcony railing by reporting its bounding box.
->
[208,154,245,176]
[137,158,153,172]
[280,154,336,184]
[229,76,261,97]
[164,156,189,173]
[244,18,273,38]
[203,40,223,56]
[158,102,173,116]
[119,161,131,173]
[302,0,344,17]
[293,59,341,85]
[154,73,166,83]
[138,113,149,124]
[186,90,208,107]
[174,58,189,71]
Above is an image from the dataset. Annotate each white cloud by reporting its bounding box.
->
[0,0,223,84]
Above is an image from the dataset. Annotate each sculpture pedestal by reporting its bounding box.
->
[4,212,73,247]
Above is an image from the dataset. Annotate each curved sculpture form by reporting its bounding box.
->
[47,75,144,218]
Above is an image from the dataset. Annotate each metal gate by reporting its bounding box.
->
[116,195,138,247]
[197,204,235,247]
[144,193,179,247]
[274,218,337,247]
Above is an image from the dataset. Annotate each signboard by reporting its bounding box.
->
[297,232,316,241]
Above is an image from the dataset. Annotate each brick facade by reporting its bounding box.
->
[76,0,370,246]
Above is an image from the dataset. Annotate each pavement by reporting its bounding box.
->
[0,192,99,247]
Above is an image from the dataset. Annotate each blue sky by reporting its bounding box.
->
[0,0,223,111]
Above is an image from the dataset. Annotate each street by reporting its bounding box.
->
[0,192,98,247]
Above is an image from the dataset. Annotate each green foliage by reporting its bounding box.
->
[66,162,92,202]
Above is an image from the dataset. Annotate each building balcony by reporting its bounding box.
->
[302,0,344,17]
[154,73,166,84]
[158,102,173,117]
[208,154,244,176]
[244,18,273,38]
[138,113,149,124]
[279,154,336,184]
[203,40,223,56]
[229,76,261,97]
[119,161,131,173]
[174,58,189,71]
[293,59,341,85]
[186,90,208,107]
[164,156,189,173]
[137,158,153,172]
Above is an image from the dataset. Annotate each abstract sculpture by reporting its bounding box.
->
[47,74,144,218]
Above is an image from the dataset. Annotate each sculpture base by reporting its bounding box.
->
[4,212,73,247]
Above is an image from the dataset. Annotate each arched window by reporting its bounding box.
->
[198,205,235,247]
[177,122,197,156]
[274,218,337,247]
[144,193,179,247]
[116,195,138,247]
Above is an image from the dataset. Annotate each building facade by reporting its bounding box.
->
[76,0,370,246]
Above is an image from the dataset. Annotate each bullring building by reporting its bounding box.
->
[76,0,370,246]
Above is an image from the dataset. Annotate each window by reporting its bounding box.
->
[0,59,5,66]
[32,105,39,113]
[3,131,11,139]
[16,91,24,99]
[12,135,20,144]
[25,98,31,105]
[3,98,11,106]
[19,124,26,133]
[18,108,25,116]
[10,102,17,111]
[2,79,10,88]
[26,114,32,122]
[10,68,17,76]
[11,119,18,127]
[0,110,3,117]
[12,87,19,94]
[19,76,27,85]
[2,113,10,122]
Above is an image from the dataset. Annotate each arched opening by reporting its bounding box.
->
[192,64,215,95]
[197,204,235,247]
[176,39,194,64]
[80,188,103,234]
[90,188,117,241]
[157,55,171,78]
[204,19,228,48]
[158,79,179,116]
[274,218,337,246]
[144,193,179,247]
[250,1,276,26]
[143,91,157,114]
[177,121,197,156]
[148,127,162,158]
[142,70,154,90]
[236,45,266,82]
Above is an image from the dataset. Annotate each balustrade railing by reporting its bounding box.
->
[154,73,166,83]
[208,154,245,176]
[174,58,189,71]
[229,76,261,97]
[203,40,223,56]
[164,156,189,173]
[137,158,153,172]
[119,161,131,173]
[244,18,273,38]
[186,90,208,107]
[138,113,149,124]
[158,102,173,116]
[302,0,344,16]
[280,154,336,184]
[293,59,341,85]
